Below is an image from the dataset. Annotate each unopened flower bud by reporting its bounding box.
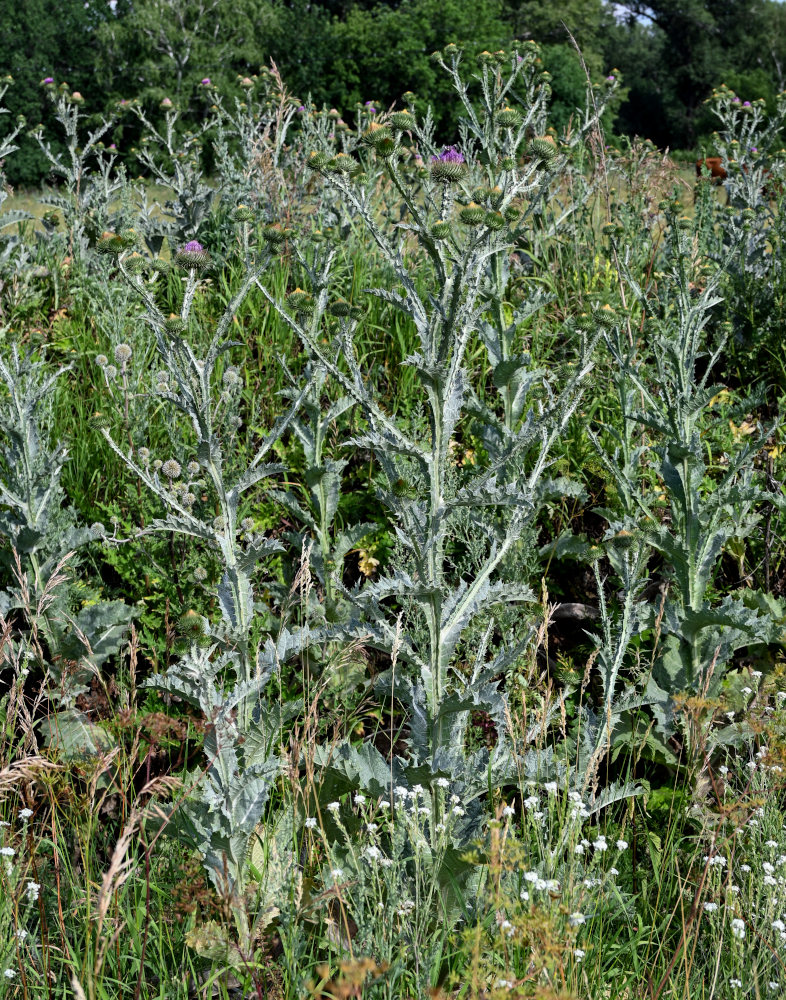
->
[528,136,558,162]
[287,288,313,314]
[329,298,352,317]
[307,150,329,170]
[164,315,185,335]
[391,110,416,131]
[496,107,520,128]
[484,210,506,230]
[232,204,254,223]
[459,203,485,226]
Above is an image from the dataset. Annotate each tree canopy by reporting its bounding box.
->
[2,0,785,184]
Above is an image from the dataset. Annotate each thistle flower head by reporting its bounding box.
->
[175,241,211,270]
[430,146,467,181]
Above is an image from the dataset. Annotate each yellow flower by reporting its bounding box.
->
[357,549,380,578]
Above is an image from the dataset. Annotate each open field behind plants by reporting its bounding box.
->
[2,51,786,1000]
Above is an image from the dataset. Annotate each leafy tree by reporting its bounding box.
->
[96,0,282,103]
[502,0,607,59]
[609,0,774,148]
[273,0,510,134]
[0,0,107,185]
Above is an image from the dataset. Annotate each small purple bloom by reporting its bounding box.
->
[431,145,465,165]
[182,240,204,253]
[743,101,751,107]
[298,105,306,112]
[365,101,377,114]
[732,97,741,103]
[750,146,758,153]
[109,143,116,149]
[42,77,54,84]
[606,75,615,82]
[201,78,211,86]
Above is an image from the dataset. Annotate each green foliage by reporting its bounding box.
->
[2,37,786,1000]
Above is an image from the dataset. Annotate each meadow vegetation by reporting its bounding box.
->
[0,47,786,1000]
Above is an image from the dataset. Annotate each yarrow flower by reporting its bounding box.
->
[304,817,317,829]
[731,917,745,939]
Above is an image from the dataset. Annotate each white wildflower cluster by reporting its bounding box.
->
[315,784,476,959]
[699,757,786,988]
[500,783,633,972]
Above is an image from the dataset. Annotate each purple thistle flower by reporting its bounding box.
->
[743,101,751,107]
[430,145,467,181]
[182,240,204,253]
[298,105,306,112]
[201,78,211,86]
[732,97,741,103]
[750,146,758,153]
[42,77,54,84]
[606,75,615,82]
[431,145,465,165]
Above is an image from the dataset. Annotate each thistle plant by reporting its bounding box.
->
[32,81,120,255]
[699,87,786,377]
[259,45,614,821]
[268,243,375,623]
[0,79,26,222]
[704,86,786,211]
[130,101,215,246]
[605,215,775,717]
[97,219,326,939]
[206,65,301,214]
[0,347,131,706]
